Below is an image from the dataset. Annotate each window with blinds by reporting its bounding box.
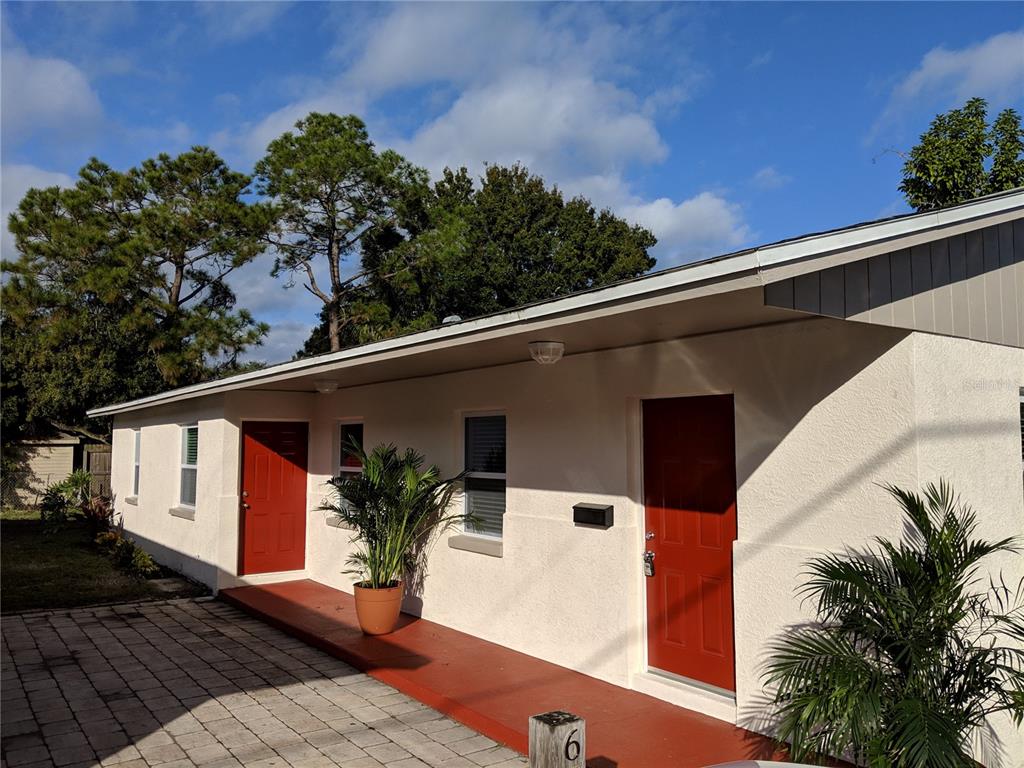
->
[464,414,506,537]
[340,423,364,473]
[132,429,141,496]
[180,425,198,507]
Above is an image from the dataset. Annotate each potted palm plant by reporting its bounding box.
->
[320,442,464,635]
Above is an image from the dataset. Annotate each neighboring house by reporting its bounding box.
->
[2,434,112,508]
[3,433,82,508]
[88,190,1024,763]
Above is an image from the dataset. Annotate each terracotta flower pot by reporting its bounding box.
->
[353,581,404,635]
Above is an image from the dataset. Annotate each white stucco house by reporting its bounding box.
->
[89,190,1024,762]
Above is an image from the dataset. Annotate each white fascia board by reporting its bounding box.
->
[87,189,1024,418]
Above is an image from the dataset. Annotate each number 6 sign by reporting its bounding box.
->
[529,711,586,768]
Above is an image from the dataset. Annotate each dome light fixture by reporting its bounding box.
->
[313,379,339,394]
[528,340,565,365]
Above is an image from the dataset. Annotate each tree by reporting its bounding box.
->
[2,149,271,440]
[764,482,1024,767]
[298,163,657,356]
[900,98,1024,212]
[255,113,430,353]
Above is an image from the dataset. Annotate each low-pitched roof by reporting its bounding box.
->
[88,188,1024,417]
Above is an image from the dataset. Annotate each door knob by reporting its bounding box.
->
[645,531,655,540]
[241,490,249,497]
[242,502,250,509]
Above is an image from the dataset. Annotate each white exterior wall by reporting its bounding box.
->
[110,397,229,586]
[110,317,1024,763]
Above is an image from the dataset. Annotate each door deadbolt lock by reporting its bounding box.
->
[643,551,655,577]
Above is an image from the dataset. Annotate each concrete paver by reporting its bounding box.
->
[2,599,527,768]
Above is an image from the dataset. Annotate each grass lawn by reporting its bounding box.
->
[1,508,207,613]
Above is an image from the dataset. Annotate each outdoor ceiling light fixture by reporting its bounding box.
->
[313,379,339,394]
[528,341,565,365]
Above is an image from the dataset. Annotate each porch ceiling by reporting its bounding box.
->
[247,287,797,394]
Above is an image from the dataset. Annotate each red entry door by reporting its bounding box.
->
[643,395,738,691]
[240,422,308,575]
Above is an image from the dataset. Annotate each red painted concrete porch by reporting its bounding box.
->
[220,579,784,768]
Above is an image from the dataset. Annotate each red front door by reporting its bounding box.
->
[643,395,738,691]
[240,421,308,575]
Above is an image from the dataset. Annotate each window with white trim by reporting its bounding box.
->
[464,414,506,537]
[132,429,141,496]
[339,422,364,475]
[180,424,198,507]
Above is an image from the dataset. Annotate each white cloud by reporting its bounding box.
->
[621,191,752,266]
[872,30,1024,139]
[212,86,367,164]
[393,68,666,178]
[1,45,103,144]
[341,4,640,94]
[197,2,291,43]
[219,3,749,271]
[750,165,791,190]
[1,164,75,259]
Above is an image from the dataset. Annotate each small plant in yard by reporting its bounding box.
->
[80,495,114,535]
[39,470,95,530]
[95,531,120,555]
[319,441,465,634]
[764,481,1024,768]
[128,547,159,578]
[95,529,160,579]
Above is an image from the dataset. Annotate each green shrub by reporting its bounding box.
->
[763,481,1024,768]
[39,470,95,531]
[40,484,71,528]
[99,531,160,579]
[112,536,136,569]
[128,547,159,578]
[81,495,114,534]
[94,531,121,554]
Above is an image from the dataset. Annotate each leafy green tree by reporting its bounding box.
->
[255,113,430,353]
[900,98,1024,212]
[764,482,1024,767]
[298,163,656,356]
[2,149,271,441]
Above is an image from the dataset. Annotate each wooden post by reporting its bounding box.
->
[529,710,585,768]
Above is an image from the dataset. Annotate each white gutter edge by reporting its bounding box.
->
[87,190,1024,418]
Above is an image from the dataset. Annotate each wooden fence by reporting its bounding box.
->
[85,445,112,498]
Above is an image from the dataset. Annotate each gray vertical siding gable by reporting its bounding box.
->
[764,219,1024,347]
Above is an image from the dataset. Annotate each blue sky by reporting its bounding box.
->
[2,2,1022,363]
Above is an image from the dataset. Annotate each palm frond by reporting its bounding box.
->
[764,481,1023,766]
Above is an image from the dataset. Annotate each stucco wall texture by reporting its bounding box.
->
[111,317,1024,764]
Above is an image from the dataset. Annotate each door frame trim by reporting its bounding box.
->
[237,419,312,577]
[632,392,740,695]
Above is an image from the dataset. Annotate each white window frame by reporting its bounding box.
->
[338,421,365,476]
[179,423,198,508]
[462,411,507,539]
[132,429,141,497]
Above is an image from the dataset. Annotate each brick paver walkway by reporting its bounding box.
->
[1,599,528,768]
